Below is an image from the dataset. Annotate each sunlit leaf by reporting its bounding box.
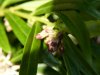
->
[0,23,11,53]
[12,0,51,11]
[1,0,24,8]
[5,12,30,45]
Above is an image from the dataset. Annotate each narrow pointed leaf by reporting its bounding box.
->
[1,0,24,8]
[62,36,81,75]
[63,55,80,75]
[57,11,92,62]
[0,23,11,53]
[19,22,42,75]
[78,1,100,19]
[39,43,66,75]
[63,35,99,75]
[19,24,35,75]
[12,0,51,11]
[5,12,30,45]
[27,22,42,75]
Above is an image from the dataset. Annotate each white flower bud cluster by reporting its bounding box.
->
[36,25,63,53]
[0,48,19,75]
[36,25,55,39]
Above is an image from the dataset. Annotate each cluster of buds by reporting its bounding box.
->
[36,25,63,53]
[0,48,19,75]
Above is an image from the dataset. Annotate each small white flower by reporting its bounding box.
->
[36,25,54,39]
[36,25,63,53]
[0,48,19,75]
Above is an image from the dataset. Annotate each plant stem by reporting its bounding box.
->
[9,9,54,26]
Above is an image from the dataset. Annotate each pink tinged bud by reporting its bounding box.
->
[36,30,49,39]
[36,34,43,39]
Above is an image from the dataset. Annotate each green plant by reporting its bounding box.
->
[0,0,100,75]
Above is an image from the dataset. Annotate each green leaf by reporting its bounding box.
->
[63,35,99,75]
[5,12,30,45]
[19,22,42,75]
[38,42,67,75]
[33,0,77,15]
[0,0,4,5]
[43,51,59,67]
[91,41,100,73]
[10,49,23,63]
[41,43,59,67]
[0,23,11,53]
[12,0,51,11]
[32,1,53,15]
[62,36,81,75]
[63,56,80,75]
[57,11,92,63]
[85,7,100,19]
[85,20,100,37]
[1,0,24,8]
[78,1,100,19]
